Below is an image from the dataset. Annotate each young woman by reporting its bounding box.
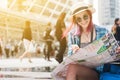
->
[64,2,120,80]
[19,20,33,63]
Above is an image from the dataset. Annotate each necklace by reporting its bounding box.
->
[81,32,91,42]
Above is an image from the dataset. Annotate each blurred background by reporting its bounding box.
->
[0,0,120,40]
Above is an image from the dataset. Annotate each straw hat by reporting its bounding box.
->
[70,2,95,16]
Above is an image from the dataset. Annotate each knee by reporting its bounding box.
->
[67,64,91,73]
[67,64,78,72]
[66,64,78,77]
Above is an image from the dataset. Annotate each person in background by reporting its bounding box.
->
[0,38,3,58]
[43,22,54,61]
[111,18,120,45]
[4,40,11,58]
[58,2,120,80]
[55,12,67,63]
[19,20,33,63]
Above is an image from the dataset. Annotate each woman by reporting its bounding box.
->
[19,20,33,63]
[55,12,67,63]
[111,18,120,45]
[64,2,120,80]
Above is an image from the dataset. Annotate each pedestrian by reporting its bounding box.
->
[43,22,54,61]
[19,20,33,63]
[55,12,67,63]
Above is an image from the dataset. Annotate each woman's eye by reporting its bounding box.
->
[83,15,88,20]
[76,17,82,23]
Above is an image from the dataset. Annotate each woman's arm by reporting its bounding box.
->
[67,33,73,56]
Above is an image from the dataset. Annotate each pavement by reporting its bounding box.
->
[0,58,59,80]
[0,58,58,68]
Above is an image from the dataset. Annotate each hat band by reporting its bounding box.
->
[73,6,88,15]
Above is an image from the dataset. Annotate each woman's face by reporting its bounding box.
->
[75,10,90,29]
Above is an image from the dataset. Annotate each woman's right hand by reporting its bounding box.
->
[71,44,80,53]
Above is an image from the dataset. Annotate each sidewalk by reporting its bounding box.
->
[0,58,59,68]
[0,58,59,80]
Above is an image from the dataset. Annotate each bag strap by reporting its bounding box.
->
[79,27,94,47]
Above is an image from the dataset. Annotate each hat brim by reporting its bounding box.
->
[71,8,95,16]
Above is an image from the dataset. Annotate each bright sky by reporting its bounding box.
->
[0,0,99,24]
[0,0,7,8]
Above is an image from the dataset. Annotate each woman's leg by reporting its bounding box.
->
[20,39,30,61]
[66,64,99,80]
[19,51,28,60]
[19,51,32,63]
[26,52,32,63]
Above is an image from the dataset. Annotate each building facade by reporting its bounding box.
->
[98,0,120,26]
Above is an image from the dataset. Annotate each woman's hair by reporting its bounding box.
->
[114,18,120,25]
[25,20,31,28]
